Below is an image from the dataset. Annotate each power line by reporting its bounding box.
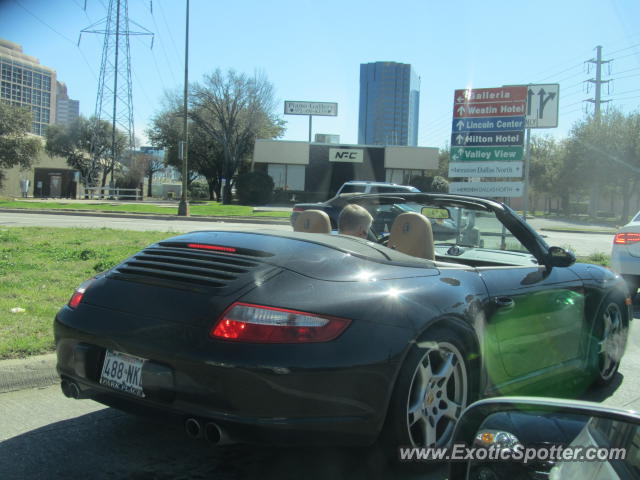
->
[608,42,640,56]
[13,0,99,81]
[611,51,640,62]
[156,0,182,64]
[14,0,76,44]
[147,2,178,86]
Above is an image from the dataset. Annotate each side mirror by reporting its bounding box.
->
[447,397,640,480]
[546,246,576,268]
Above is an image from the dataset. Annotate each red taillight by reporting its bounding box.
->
[68,291,84,309]
[187,243,236,253]
[614,233,640,245]
[67,279,94,309]
[211,302,351,343]
[293,207,305,212]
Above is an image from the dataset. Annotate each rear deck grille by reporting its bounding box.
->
[110,246,265,288]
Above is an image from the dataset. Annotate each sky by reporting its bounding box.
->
[1,0,639,149]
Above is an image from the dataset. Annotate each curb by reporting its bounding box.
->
[0,208,290,226]
[0,353,58,394]
[540,227,616,235]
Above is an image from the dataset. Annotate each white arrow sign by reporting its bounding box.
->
[525,84,559,128]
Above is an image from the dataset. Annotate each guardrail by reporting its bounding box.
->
[84,187,142,200]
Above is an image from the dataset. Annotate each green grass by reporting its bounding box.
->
[0,227,170,359]
[578,252,611,267]
[0,200,289,218]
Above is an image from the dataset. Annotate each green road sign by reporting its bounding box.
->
[450,146,524,162]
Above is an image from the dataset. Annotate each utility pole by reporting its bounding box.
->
[585,45,611,217]
[177,0,190,216]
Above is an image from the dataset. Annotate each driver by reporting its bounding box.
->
[338,204,373,239]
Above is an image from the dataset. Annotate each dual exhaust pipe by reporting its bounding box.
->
[61,379,81,399]
[61,380,230,445]
[185,417,231,445]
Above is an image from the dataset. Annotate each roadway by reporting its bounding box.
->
[0,212,614,256]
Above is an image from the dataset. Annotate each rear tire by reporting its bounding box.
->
[382,328,471,449]
[592,295,628,387]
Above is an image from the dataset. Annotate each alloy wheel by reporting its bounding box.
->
[405,341,468,447]
[598,302,624,382]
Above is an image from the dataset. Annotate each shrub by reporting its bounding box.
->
[188,181,209,200]
[236,171,274,205]
[408,175,449,193]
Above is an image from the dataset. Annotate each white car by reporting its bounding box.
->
[335,181,419,195]
[611,210,640,295]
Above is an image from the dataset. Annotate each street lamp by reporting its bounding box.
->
[177,0,190,216]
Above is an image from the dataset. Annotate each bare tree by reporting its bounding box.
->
[189,69,285,203]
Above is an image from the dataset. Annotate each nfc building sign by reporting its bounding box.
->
[329,148,363,163]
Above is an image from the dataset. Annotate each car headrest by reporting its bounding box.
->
[388,212,435,260]
[293,209,332,234]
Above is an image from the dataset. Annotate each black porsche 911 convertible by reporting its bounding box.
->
[54,193,632,450]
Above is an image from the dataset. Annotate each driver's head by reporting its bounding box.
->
[338,204,373,239]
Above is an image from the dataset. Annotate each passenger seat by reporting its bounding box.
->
[293,210,332,234]
[388,212,435,260]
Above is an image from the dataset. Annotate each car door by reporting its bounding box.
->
[471,209,587,393]
[480,265,585,383]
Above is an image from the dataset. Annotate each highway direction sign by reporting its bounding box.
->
[449,85,527,197]
[453,102,526,118]
[449,161,523,178]
[454,86,528,104]
[449,181,524,198]
[450,146,524,162]
[284,101,338,116]
[526,84,559,128]
[451,131,525,147]
[452,116,525,132]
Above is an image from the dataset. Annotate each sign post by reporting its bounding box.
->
[284,101,338,142]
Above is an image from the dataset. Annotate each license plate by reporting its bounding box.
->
[100,350,146,398]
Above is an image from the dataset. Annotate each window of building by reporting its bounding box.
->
[385,169,426,185]
[267,164,305,191]
[12,67,22,84]
[1,63,10,81]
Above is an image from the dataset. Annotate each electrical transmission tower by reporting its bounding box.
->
[586,45,611,117]
[79,0,153,187]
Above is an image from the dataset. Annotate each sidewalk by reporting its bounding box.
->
[0,353,57,394]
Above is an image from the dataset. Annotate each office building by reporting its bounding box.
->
[0,38,56,136]
[55,82,79,125]
[358,61,420,146]
[254,139,437,197]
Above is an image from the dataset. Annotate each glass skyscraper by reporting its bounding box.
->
[358,62,420,146]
